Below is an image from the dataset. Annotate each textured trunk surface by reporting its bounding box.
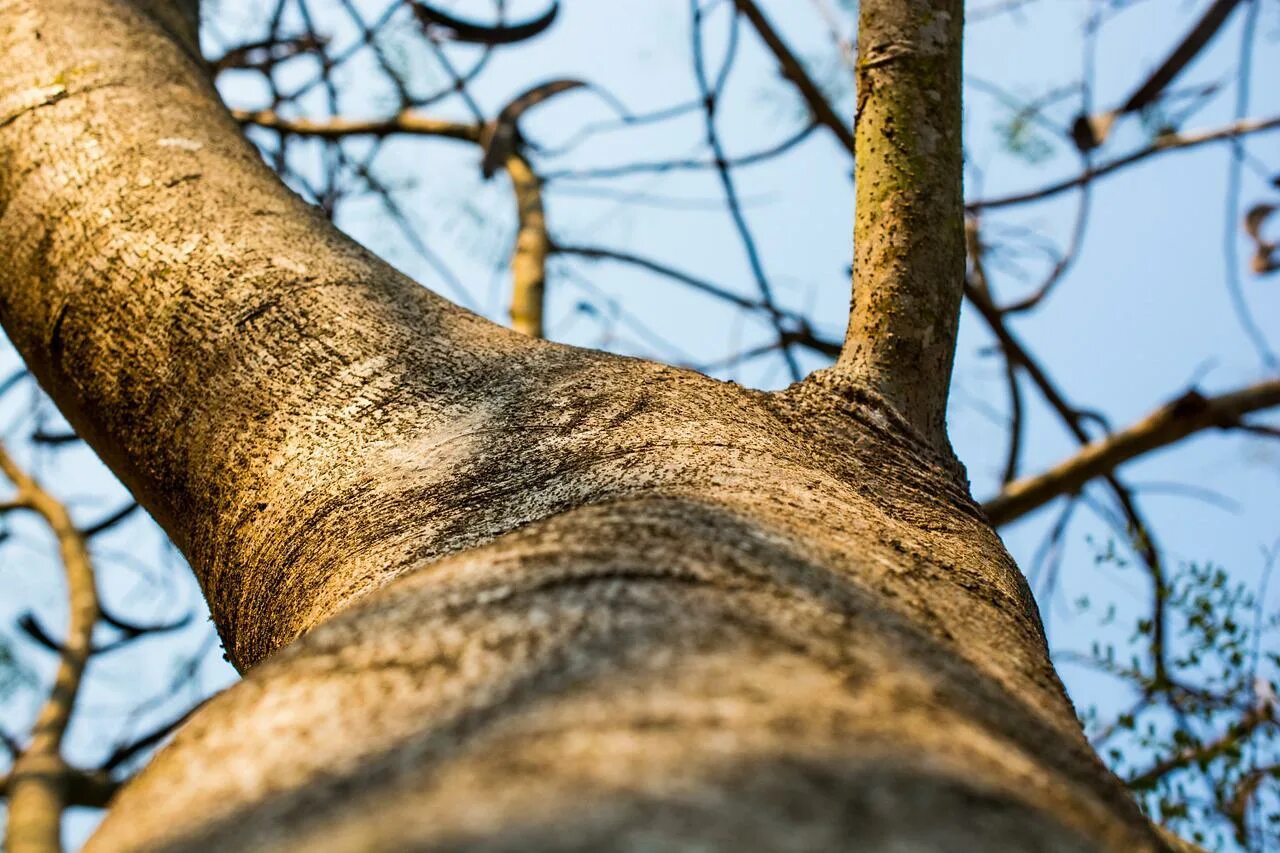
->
[0,1,1164,850]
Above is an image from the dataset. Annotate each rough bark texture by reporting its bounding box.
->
[0,0,1165,850]
[839,0,966,454]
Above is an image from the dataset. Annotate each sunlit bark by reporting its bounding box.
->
[0,0,1168,849]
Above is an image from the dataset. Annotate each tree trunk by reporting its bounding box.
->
[0,0,1166,849]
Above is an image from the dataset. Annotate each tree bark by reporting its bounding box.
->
[0,0,1165,849]
[837,0,967,455]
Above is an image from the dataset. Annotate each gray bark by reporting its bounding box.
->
[0,0,1164,849]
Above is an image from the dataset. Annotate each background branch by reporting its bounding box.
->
[984,381,1280,526]
[0,443,101,853]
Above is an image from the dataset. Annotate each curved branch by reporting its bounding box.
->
[0,0,531,667]
[409,0,559,46]
[0,442,100,852]
[984,381,1280,525]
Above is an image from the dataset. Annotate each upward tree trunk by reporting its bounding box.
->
[0,0,1166,849]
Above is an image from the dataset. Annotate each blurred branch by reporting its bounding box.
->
[100,707,196,774]
[970,115,1280,211]
[1072,0,1243,149]
[1224,762,1276,848]
[965,217,1024,483]
[691,3,801,381]
[0,767,118,809]
[209,35,324,73]
[965,282,1174,682]
[0,442,100,852]
[1125,704,1273,791]
[505,153,549,337]
[731,0,856,156]
[549,245,839,359]
[234,109,481,143]
[542,122,817,181]
[82,502,140,539]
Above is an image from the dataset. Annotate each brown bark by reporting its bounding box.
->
[835,0,967,456]
[984,381,1280,525]
[231,111,549,338]
[0,0,1167,849]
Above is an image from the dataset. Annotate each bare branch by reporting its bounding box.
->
[233,109,481,144]
[1072,0,1243,150]
[984,381,1280,526]
[971,115,1280,211]
[731,0,856,157]
[0,442,101,852]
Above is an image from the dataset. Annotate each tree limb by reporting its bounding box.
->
[504,153,548,338]
[1124,704,1273,792]
[1072,0,1243,150]
[831,0,966,454]
[0,0,528,667]
[0,442,101,852]
[1,767,120,810]
[551,242,842,357]
[984,381,1280,526]
[233,108,481,143]
[731,0,856,157]
[970,114,1280,211]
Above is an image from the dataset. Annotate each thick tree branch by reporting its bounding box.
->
[984,381,1280,526]
[0,3,1175,851]
[832,0,965,454]
[0,0,533,667]
[0,442,101,852]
